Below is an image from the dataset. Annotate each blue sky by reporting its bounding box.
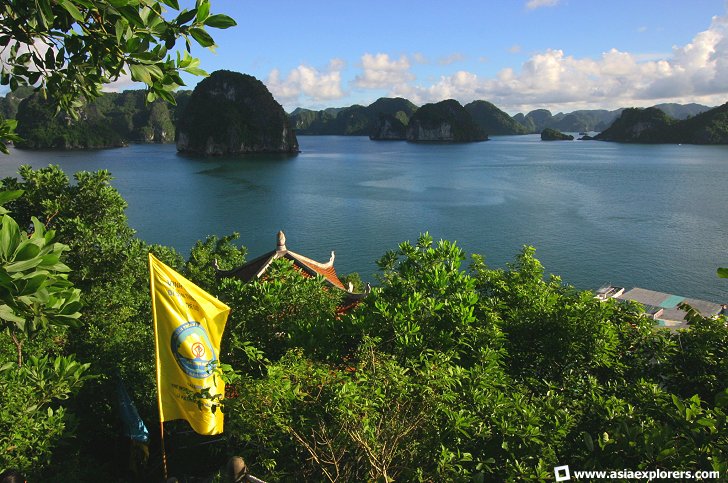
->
[117,0,728,113]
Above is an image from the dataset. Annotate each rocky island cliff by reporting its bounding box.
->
[465,100,528,135]
[176,70,298,155]
[294,97,417,136]
[369,114,408,140]
[594,103,728,144]
[541,128,574,141]
[405,100,488,143]
[11,90,180,149]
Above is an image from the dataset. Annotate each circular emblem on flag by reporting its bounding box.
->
[171,321,217,379]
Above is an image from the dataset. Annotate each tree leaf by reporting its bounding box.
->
[0,189,24,206]
[160,0,180,9]
[59,0,86,22]
[129,63,152,85]
[189,28,215,48]
[204,14,237,29]
[718,267,728,278]
[196,1,210,22]
[0,214,21,258]
[0,304,25,324]
[176,8,197,25]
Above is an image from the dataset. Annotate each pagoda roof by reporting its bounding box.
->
[216,232,370,304]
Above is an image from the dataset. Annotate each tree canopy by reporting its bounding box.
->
[1,167,727,480]
[0,0,236,153]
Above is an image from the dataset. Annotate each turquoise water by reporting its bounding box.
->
[2,135,728,302]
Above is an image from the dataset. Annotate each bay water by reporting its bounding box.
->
[2,135,727,302]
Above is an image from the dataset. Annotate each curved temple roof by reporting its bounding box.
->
[216,231,370,307]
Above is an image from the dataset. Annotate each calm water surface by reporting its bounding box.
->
[2,135,728,302]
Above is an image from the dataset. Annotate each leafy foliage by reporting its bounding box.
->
[0,187,90,478]
[0,354,91,478]
[1,165,727,480]
[219,236,728,481]
[0,0,237,151]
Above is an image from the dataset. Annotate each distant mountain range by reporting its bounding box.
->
[289,99,715,137]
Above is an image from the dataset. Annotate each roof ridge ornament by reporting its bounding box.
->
[277,231,286,252]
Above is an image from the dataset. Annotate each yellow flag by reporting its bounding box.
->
[149,253,230,435]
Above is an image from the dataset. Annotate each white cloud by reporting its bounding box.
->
[102,72,141,92]
[353,53,414,89]
[508,44,522,54]
[0,38,54,78]
[525,0,560,10]
[266,59,346,107]
[377,9,728,113]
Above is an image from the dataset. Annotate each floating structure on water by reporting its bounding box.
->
[596,285,725,329]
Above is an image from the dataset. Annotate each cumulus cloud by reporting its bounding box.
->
[353,53,414,89]
[266,59,346,107]
[525,0,560,10]
[375,9,728,113]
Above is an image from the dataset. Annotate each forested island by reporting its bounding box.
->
[9,89,184,149]
[404,99,488,142]
[541,127,574,141]
[290,99,715,139]
[594,103,728,144]
[4,73,725,149]
[176,70,299,155]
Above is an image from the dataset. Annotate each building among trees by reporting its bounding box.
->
[216,231,369,312]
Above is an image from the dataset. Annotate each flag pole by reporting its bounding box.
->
[160,420,169,480]
[149,253,169,480]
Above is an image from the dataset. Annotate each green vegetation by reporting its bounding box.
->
[369,114,408,140]
[407,99,488,142]
[541,127,574,141]
[514,108,554,133]
[595,103,728,144]
[0,0,236,152]
[12,90,181,149]
[0,184,90,477]
[1,5,726,477]
[292,97,418,136]
[1,166,726,481]
[464,100,528,135]
[175,70,299,155]
[594,107,677,143]
[0,87,34,121]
